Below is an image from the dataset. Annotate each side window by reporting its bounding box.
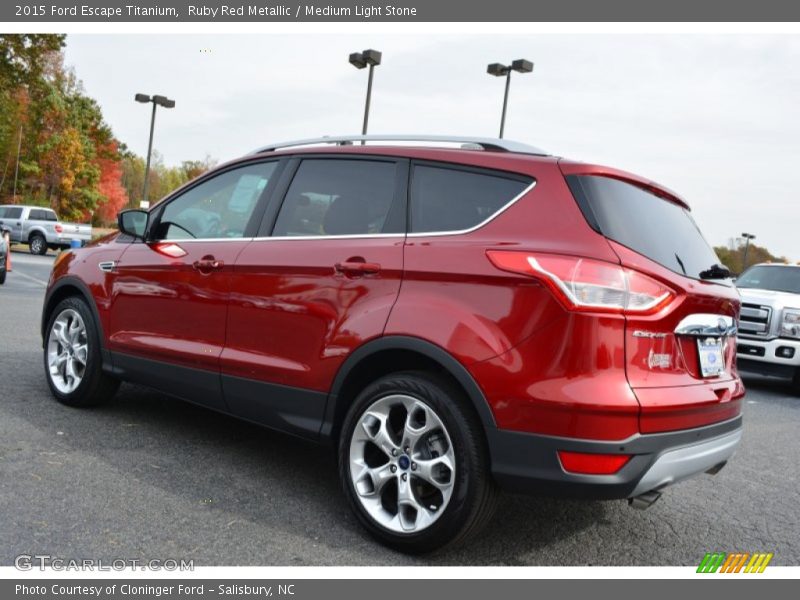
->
[6,207,23,219]
[29,209,43,220]
[272,159,397,237]
[156,162,277,240]
[43,210,58,222]
[410,165,532,233]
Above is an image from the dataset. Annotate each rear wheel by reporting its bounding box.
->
[792,368,800,395]
[29,233,47,255]
[0,265,5,284]
[338,371,497,554]
[43,296,119,407]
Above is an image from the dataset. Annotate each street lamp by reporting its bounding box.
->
[486,59,533,139]
[349,49,382,142]
[741,232,756,272]
[135,93,176,206]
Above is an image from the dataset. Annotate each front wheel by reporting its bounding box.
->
[43,296,119,407]
[29,234,47,255]
[338,371,498,554]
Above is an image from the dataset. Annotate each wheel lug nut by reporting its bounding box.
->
[390,465,397,473]
[411,463,417,471]
[401,473,407,481]
[391,449,397,456]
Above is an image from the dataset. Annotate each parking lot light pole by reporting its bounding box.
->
[741,232,756,271]
[487,59,533,139]
[349,49,382,143]
[135,93,175,205]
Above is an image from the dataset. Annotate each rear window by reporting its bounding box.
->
[410,165,532,234]
[567,175,721,280]
[29,209,57,221]
[737,265,800,294]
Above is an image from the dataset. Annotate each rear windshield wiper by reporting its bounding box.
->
[699,263,732,280]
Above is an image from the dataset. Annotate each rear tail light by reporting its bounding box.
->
[54,224,63,233]
[487,251,674,315]
[558,451,631,475]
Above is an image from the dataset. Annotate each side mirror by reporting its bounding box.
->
[118,209,148,240]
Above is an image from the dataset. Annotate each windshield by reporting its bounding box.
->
[737,265,800,294]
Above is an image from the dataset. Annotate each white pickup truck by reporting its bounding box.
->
[736,262,800,392]
[0,205,92,255]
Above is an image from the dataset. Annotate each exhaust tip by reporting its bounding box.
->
[705,461,727,476]
[628,490,662,510]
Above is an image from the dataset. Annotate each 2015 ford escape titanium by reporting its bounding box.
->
[41,135,744,553]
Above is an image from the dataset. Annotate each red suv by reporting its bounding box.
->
[41,135,744,553]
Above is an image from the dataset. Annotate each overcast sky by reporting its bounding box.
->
[64,34,800,260]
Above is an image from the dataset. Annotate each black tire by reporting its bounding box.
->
[338,371,498,554]
[792,369,800,395]
[43,296,119,407]
[0,266,6,284]
[29,233,47,255]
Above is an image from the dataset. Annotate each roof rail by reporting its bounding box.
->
[249,134,548,156]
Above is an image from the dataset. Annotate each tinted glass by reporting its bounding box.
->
[273,159,396,237]
[157,162,276,240]
[410,165,531,233]
[0,206,22,219]
[29,209,57,221]
[568,175,721,280]
[737,265,800,294]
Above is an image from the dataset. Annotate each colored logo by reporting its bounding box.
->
[697,552,773,573]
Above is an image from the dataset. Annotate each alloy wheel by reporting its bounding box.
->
[348,394,456,534]
[47,308,88,394]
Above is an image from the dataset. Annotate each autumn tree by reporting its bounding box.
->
[714,243,788,275]
[94,140,128,225]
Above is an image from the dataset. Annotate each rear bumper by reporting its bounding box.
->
[488,415,742,499]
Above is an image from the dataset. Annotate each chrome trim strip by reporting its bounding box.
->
[406,180,538,238]
[149,238,254,243]
[251,134,549,156]
[630,429,741,497]
[250,233,405,242]
[674,313,737,337]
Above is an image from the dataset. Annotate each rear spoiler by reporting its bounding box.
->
[558,159,690,210]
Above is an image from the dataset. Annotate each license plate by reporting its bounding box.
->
[697,337,724,377]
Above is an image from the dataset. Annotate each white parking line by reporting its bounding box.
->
[10,269,48,287]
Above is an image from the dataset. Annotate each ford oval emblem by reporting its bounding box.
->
[717,317,728,334]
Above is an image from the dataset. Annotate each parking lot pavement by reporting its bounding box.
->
[1,253,798,566]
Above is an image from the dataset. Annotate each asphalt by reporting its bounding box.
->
[0,249,798,566]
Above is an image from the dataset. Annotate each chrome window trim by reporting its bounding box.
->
[407,179,537,238]
[250,233,406,242]
[150,237,255,243]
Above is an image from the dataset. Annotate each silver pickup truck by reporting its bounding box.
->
[0,205,92,255]
[736,262,800,392]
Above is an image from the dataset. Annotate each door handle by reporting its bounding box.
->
[193,256,224,273]
[334,260,381,276]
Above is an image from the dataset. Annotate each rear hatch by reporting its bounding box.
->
[561,161,744,433]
